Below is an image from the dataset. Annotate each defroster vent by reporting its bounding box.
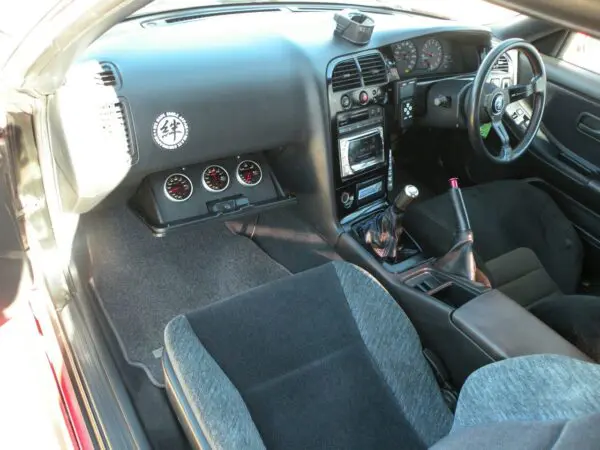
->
[331,59,362,92]
[357,53,387,86]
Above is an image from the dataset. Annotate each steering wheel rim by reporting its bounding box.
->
[467,38,547,164]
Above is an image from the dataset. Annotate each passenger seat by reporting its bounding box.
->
[163,261,600,449]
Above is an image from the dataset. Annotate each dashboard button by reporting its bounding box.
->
[359,91,369,105]
[341,95,351,109]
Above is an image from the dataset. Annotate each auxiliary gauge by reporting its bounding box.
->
[236,160,263,187]
[202,165,230,192]
[164,173,193,202]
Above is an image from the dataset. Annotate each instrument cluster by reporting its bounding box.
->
[389,36,468,77]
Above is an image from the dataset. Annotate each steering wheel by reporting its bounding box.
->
[467,38,547,164]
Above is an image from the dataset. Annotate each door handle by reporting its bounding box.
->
[577,113,600,142]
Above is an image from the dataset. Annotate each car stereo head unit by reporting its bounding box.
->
[338,106,385,180]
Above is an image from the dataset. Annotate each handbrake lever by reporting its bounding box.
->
[433,178,476,282]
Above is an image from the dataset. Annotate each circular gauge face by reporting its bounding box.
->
[164,173,193,202]
[420,39,444,71]
[236,160,263,187]
[202,165,230,192]
[392,41,418,74]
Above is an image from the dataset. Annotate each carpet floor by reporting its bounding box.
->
[82,207,290,386]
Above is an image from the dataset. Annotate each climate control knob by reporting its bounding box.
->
[341,191,354,209]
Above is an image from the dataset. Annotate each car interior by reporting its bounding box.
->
[7,0,600,448]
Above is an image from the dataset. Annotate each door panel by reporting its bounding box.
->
[525,54,600,281]
[544,80,600,168]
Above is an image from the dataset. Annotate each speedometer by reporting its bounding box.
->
[392,41,418,74]
[420,39,444,71]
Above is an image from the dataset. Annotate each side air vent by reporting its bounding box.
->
[95,63,120,88]
[113,100,137,161]
[492,54,510,73]
[331,59,362,92]
[357,53,387,86]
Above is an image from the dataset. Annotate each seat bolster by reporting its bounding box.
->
[452,354,600,431]
[432,413,600,450]
[163,315,265,450]
[332,261,453,447]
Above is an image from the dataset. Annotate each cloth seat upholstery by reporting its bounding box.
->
[163,261,600,449]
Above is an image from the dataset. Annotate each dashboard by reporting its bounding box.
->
[52,5,512,236]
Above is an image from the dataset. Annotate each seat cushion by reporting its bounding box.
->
[485,247,561,308]
[404,180,583,294]
[530,294,600,362]
[163,262,452,450]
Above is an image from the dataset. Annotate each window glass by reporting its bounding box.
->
[561,33,600,74]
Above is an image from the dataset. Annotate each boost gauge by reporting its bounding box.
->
[202,165,230,192]
[164,173,193,202]
[236,160,263,187]
[392,41,418,74]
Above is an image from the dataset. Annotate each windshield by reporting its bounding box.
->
[134,0,518,24]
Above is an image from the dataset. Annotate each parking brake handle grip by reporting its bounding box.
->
[449,178,471,232]
[433,178,477,283]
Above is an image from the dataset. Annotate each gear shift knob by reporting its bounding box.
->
[393,185,419,213]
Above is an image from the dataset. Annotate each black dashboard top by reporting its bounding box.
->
[76,7,491,186]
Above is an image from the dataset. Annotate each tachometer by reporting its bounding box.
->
[202,165,230,193]
[236,160,263,187]
[164,173,193,202]
[420,39,444,71]
[392,41,418,74]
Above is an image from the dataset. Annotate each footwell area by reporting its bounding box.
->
[82,207,290,386]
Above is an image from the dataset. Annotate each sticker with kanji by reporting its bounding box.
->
[152,112,189,150]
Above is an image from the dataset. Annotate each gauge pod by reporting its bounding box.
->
[164,173,193,202]
[202,165,230,192]
[236,160,263,187]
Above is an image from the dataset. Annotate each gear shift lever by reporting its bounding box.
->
[433,178,476,282]
[365,185,419,259]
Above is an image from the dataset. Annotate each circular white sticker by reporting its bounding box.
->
[152,112,189,150]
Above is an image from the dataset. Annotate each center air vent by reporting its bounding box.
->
[492,54,510,73]
[95,63,120,88]
[357,53,387,86]
[331,59,362,92]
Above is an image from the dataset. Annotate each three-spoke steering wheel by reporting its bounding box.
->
[467,38,547,164]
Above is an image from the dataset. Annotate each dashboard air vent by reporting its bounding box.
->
[113,100,137,160]
[357,53,387,86]
[95,63,120,88]
[331,59,362,92]
[492,54,510,73]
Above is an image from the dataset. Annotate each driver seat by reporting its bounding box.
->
[404,179,600,359]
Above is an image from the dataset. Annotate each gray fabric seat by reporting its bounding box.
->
[163,261,600,449]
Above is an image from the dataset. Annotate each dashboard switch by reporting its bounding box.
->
[341,191,354,209]
[359,91,369,105]
[341,95,351,109]
[434,95,451,108]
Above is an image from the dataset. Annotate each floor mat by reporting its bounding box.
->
[82,207,290,386]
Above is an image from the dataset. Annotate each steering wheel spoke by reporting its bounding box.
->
[504,75,544,104]
[492,119,513,161]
